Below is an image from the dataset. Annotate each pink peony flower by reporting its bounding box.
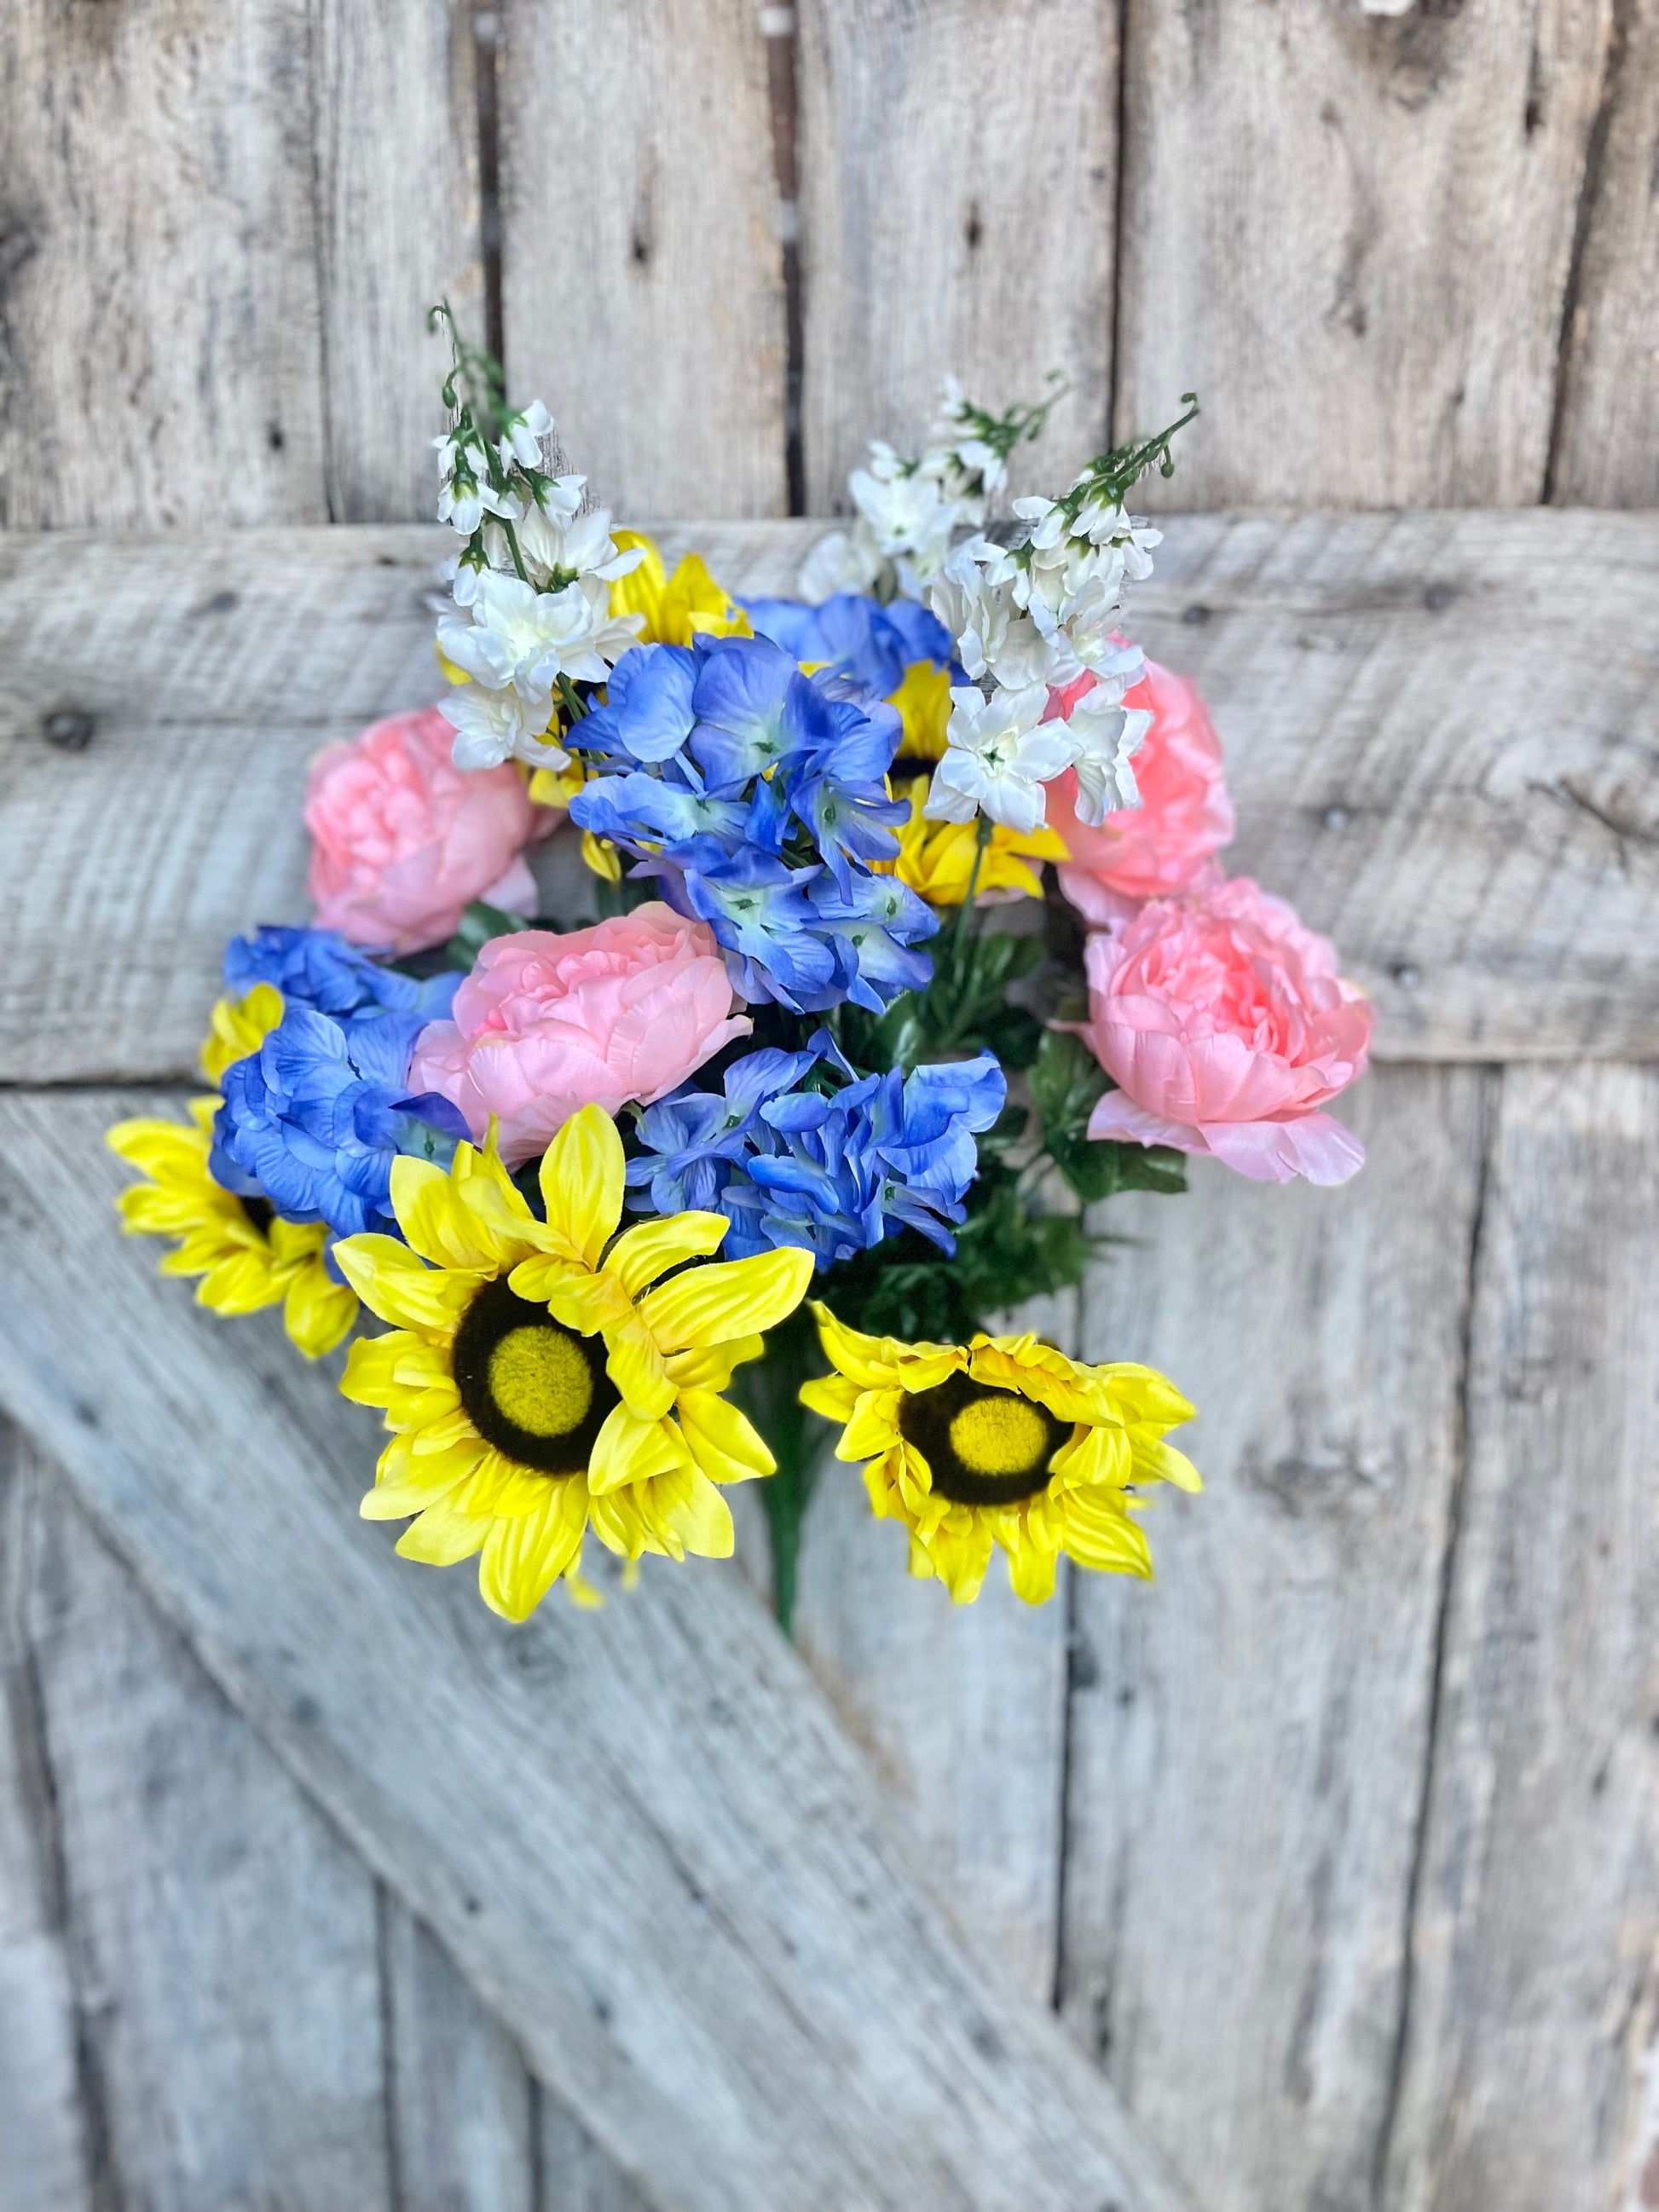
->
[409,904,751,1167]
[1077,876,1373,1186]
[1044,660,1234,927]
[306,707,539,955]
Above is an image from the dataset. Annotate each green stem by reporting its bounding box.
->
[500,516,531,586]
[731,1306,824,1637]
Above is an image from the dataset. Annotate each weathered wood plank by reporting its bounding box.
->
[792,1288,1076,2009]
[538,2095,653,2212]
[1115,0,1610,506]
[0,1426,95,2212]
[313,0,485,523]
[796,0,1115,508]
[21,1435,397,2212]
[1379,1064,1659,2212]
[498,1,787,519]
[1060,1071,1487,2212]
[3,511,1656,1075]
[0,1091,1197,2212]
[1546,0,1659,506]
[0,0,329,527]
[384,1899,539,2212]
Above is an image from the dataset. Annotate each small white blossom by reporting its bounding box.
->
[497,398,553,472]
[925,683,1076,834]
[516,498,644,587]
[1061,692,1152,826]
[929,542,1065,690]
[440,683,572,774]
[436,570,638,765]
[434,428,523,538]
[798,527,887,604]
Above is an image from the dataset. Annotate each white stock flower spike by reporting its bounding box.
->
[924,684,1076,835]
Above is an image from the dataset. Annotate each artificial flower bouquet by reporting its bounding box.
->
[111,314,1372,1629]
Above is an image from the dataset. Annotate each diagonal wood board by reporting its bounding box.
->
[0,1093,1196,2212]
[3,511,1657,1080]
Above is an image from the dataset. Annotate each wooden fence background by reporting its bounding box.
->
[2,5,1657,2212]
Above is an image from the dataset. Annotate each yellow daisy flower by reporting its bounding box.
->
[107,1100,358,1358]
[199,980,284,1085]
[609,530,751,646]
[799,1303,1199,1605]
[884,774,1067,906]
[333,1103,813,1621]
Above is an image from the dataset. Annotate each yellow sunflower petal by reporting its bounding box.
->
[395,1501,490,1565]
[603,1211,729,1298]
[662,1333,764,1390]
[538,1105,624,1266]
[925,1521,995,1605]
[1132,1437,1204,1493]
[1060,1493,1153,1578]
[198,1250,286,1316]
[639,1246,813,1355]
[600,1316,675,1422]
[654,1466,735,1559]
[1004,1528,1061,1605]
[333,1235,480,1336]
[477,1481,589,1621]
[361,1441,483,1522]
[835,1387,906,1464]
[283,1266,357,1359]
[799,1372,862,1424]
[107,1117,211,1177]
[200,983,284,1085]
[812,1301,963,1391]
[587,1401,690,1495]
[340,1331,411,1408]
[673,1389,775,1486]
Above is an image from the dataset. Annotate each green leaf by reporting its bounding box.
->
[1029,1029,1188,1204]
[444,899,532,970]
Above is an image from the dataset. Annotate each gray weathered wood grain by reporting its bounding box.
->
[384,1898,539,2212]
[539,2095,654,2212]
[1060,1071,1486,2212]
[21,1435,397,2212]
[796,0,1115,509]
[0,0,329,528]
[3,511,1657,1077]
[1546,0,1659,507]
[1379,1063,1659,2212]
[792,1287,1076,2009]
[0,1427,95,2212]
[0,1090,1197,2212]
[1116,0,1610,507]
[313,0,486,523]
[499,0,787,520]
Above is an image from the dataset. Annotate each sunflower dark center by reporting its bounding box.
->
[899,1371,1068,1507]
[451,1279,619,1476]
[239,1193,275,1234]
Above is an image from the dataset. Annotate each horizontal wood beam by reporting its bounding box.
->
[1,513,1656,1076]
[0,1091,1197,2212]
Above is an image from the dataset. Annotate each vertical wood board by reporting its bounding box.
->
[0,0,329,527]
[1546,0,1659,505]
[1116,0,1611,506]
[1381,1063,1659,2212]
[1060,1070,1487,2212]
[796,0,1117,511]
[499,0,788,519]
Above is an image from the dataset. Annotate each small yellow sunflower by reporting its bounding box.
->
[609,530,750,646]
[884,774,1067,906]
[333,1103,813,1620]
[800,1303,1199,1605]
[107,1099,358,1358]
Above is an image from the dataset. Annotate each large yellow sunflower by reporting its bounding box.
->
[107,1098,358,1358]
[333,1103,813,1620]
[800,1304,1199,1604]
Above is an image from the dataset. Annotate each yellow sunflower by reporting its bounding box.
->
[884,774,1067,906]
[887,659,952,764]
[200,980,285,1084]
[609,530,750,645]
[107,1099,358,1358]
[333,1103,813,1620]
[799,1303,1199,1605]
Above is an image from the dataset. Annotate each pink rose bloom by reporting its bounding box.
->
[306,707,538,955]
[1044,661,1234,927]
[410,904,751,1167]
[1078,876,1373,1186]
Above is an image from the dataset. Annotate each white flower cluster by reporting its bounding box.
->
[924,481,1163,833]
[798,378,1014,605]
[433,399,643,772]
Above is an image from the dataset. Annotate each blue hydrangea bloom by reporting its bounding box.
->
[627,1038,1005,1269]
[742,592,957,696]
[211,1003,468,1239]
[569,633,932,1015]
[577,643,697,764]
[225,926,460,1024]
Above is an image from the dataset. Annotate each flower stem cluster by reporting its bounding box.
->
[427,301,644,774]
[924,396,1199,838]
[798,373,1066,606]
